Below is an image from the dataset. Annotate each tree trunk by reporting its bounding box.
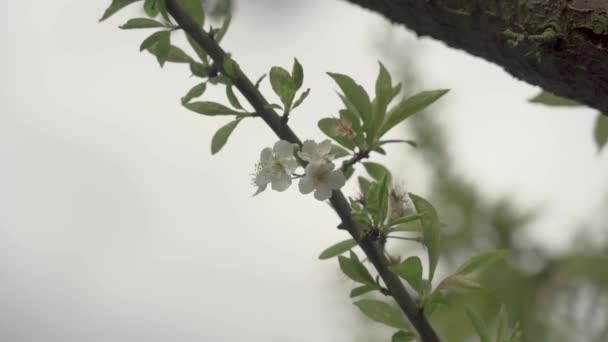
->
[345,0,608,114]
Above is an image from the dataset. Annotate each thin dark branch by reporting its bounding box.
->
[341,149,370,172]
[164,1,440,341]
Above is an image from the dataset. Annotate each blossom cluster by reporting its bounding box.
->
[253,139,346,201]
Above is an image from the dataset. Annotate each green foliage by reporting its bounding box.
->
[466,307,492,342]
[223,56,238,78]
[225,84,242,109]
[184,101,242,115]
[328,73,372,138]
[143,0,159,17]
[292,58,304,90]
[350,285,378,298]
[181,82,207,105]
[211,119,240,154]
[456,250,510,276]
[179,0,204,26]
[100,0,142,22]
[140,30,167,51]
[409,193,441,281]
[594,113,608,151]
[338,251,375,286]
[389,256,424,294]
[392,330,416,342]
[318,118,357,150]
[270,66,297,110]
[363,162,392,182]
[120,18,165,29]
[380,90,449,136]
[318,239,357,259]
[529,91,580,106]
[147,30,170,66]
[354,299,409,329]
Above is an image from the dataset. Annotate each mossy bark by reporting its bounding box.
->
[346,0,608,114]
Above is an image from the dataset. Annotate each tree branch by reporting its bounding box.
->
[343,0,608,115]
[164,1,440,340]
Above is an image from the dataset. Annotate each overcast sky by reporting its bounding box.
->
[0,1,607,341]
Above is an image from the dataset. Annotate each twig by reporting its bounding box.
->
[164,1,440,340]
[341,149,370,172]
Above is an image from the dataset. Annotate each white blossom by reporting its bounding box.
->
[253,140,298,195]
[298,161,346,201]
[298,139,334,164]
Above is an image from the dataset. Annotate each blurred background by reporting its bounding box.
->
[1,0,607,341]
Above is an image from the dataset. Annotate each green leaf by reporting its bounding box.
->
[363,162,392,183]
[190,62,209,77]
[156,0,170,21]
[327,73,372,131]
[456,250,510,276]
[389,256,424,294]
[179,0,204,26]
[151,30,170,66]
[338,254,375,285]
[318,239,357,260]
[144,0,159,17]
[593,113,608,152]
[350,285,377,298]
[186,34,208,64]
[139,30,168,51]
[373,62,393,137]
[330,144,350,158]
[226,85,243,110]
[264,103,283,110]
[438,274,482,290]
[181,82,206,105]
[380,89,449,136]
[120,18,165,29]
[292,58,304,90]
[353,299,408,329]
[392,330,416,342]
[185,101,241,115]
[269,66,297,110]
[465,307,492,342]
[358,177,372,195]
[318,118,357,150]
[148,43,194,64]
[380,139,417,148]
[409,193,441,281]
[292,88,310,110]
[529,91,580,106]
[214,13,231,43]
[388,214,423,227]
[211,120,240,154]
[496,305,509,342]
[423,290,448,316]
[99,0,141,21]
[255,74,267,88]
[223,56,238,78]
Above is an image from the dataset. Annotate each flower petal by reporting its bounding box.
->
[298,140,317,162]
[253,183,267,196]
[314,184,332,201]
[273,140,294,159]
[272,172,292,191]
[318,139,332,156]
[327,170,346,190]
[260,147,273,166]
[298,175,315,194]
[283,158,298,174]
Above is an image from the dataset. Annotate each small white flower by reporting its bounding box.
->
[298,139,334,164]
[253,140,298,195]
[298,161,346,201]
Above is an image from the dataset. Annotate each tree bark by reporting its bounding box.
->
[344,0,608,114]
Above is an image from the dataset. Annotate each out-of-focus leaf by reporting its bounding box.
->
[354,299,408,329]
[214,13,231,43]
[594,113,608,151]
[466,307,492,342]
[226,85,242,109]
[409,193,441,281]
[223,56,238,78]
[144,0,159,17]
[190,62,208,77]
[438,274,482,290]
[529,91,580,106]
[456,250,510,275]
[363,162,392,183]
[379,139,418,148]
[330,144,350,159]
[255,74,267,88]
[380,89,449,136]
[179,0,204,26]
[318,239,357,260]
[211,120,240,154]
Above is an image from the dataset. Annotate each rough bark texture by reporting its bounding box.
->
[345,0,608,114]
